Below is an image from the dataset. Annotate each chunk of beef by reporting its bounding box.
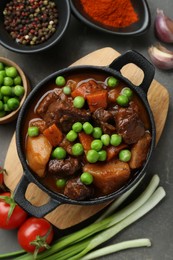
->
[84,159,131,195]
[129,132,152,169]
[30,119,47,133]
[59,137,73,155]
[115,102,145,144]
[36,89,62,118]
[64,177,94,200]
[93,108,116,135]
[48,157,81,177]
[42,100,91,132]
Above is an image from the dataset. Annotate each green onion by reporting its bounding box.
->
[81,238,151,260]
[0,249,25,259]
[69,186,165,260]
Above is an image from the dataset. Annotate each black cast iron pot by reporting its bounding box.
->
[14,50,156,217]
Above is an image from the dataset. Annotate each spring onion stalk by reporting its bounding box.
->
[96,174,145,222]
[43,238,91,260]
[0,249,25,259]
[69,187,166,260]
[81,238,151,260]
[25,174,160,260]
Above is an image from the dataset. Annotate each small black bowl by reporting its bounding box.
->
[14,50,156,217]
[70,0,151,36]
[0,0,70,54]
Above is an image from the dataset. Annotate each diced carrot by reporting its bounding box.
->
[106,143,128,161]
[71,80,102,98]
[78,131,94,152]
[43,123,63,147]
[86,90,108,112]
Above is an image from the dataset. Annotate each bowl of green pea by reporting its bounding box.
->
[0,57,30,124]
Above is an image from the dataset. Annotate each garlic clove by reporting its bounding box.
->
[148,44,173,70]
[155,9,173,43]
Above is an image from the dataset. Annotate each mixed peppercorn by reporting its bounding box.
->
[3,0,58,46]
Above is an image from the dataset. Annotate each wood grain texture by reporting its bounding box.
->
[4,48,169,229]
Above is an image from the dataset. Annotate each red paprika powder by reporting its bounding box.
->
[79,0,139,28]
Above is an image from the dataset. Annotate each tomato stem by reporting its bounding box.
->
[0,194,17,223]
[30,227,52,259]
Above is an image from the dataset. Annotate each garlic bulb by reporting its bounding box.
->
[148,44,173,70]
[155,9,173,43]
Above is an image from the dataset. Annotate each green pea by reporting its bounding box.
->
[13,85,25,97]
[7,98,20,110]
[91,139,103,152]
[101,134,110,146]
[0,75,4,86]
[80,172,93,185]
[73,96,85,109]
[3,96,9,103]
[83,122,93,135]
[3,77,13,86]
[92,127,102,139]
[98,150,107,161]
[1,86,12,96]
[5,67,18,78]
[14,76,22,85]
[52,147,67,159]
[0,111,6,117]
[28,126,39,137]
[63,86,71,95]
[55,76,66,86]
[0,62,4,70]
[110,134,122,146]
[0,93,2,100]
[72,122,83,133]
[0,101,4,111]
[116,95,129,107]
[119,149,131,162]
[122,87,133,100]
[56,178,66,188]
[0,70,6,78]
[86,150,99,163]
[66,130,78,142]
[107,76,119,88]
[72,143,84,156]
[4,103,11,112]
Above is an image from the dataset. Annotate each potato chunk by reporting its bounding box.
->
[129,132,152,169]
[26,135,52,177]
[83,159,131,195]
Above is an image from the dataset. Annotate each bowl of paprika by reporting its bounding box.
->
[70,0,151,36]
[0,0,70,54]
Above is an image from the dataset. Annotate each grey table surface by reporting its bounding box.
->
[0,0,173,259]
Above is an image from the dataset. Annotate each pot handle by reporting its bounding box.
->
[13,175,61,218]
[109,50,155,93]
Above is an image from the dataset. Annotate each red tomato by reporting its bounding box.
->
[18,217,54,254]
[0,192,28,229]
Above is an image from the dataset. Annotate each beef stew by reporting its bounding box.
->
[23,70,152,201]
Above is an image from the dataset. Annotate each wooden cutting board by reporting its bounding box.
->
[4,47,169,229]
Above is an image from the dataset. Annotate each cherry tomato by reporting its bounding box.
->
[18,217,54,256]
[0,192,28,229]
